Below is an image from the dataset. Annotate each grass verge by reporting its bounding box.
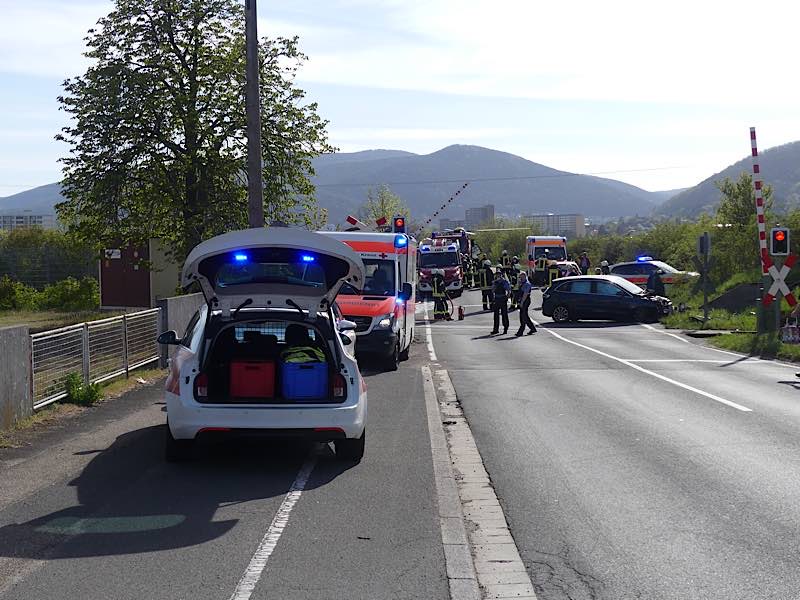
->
[0,310,124,333]
[0,367,166,448]
[662,308,757,331]
[707,333,800,363]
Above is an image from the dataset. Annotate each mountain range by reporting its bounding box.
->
[657,141,800,218]
[12,142,799,223]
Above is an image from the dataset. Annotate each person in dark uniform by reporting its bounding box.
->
[490,270,511,335]
[431,268,450,320]
[600,260,610,275]
[479,260,494,311]
[515,271,537,336]
[647,269,666,297]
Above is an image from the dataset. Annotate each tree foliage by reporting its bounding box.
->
[56,0,334,261]
[473,219,542,263]
[357,185,409,226]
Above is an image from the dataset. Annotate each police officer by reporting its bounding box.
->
[515,271,537,336]
[600,260,610,275]
[647,268,666,297]
[479,259,494,311]
[431,268,450,320]
[490,269,511,335]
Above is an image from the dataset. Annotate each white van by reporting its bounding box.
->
[158,228,368,462]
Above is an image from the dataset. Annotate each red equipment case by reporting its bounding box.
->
[230,360,276,399]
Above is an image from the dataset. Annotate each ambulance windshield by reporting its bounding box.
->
[532,247,567,261]
[339,259,395,296]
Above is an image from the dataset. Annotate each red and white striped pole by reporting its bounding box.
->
[750,127,771,276]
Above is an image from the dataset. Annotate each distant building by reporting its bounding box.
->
[465,205,495,230]
[0,213,57,231]
[439,218,465,230]
[524,213,586,239]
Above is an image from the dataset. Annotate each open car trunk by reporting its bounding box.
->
[196,313,346,405]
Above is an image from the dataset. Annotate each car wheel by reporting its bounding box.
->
[399,338,410,361]
[552,305,570,323]
[383,342,399,371]
[335,430,365,463]
[164,422,194,462]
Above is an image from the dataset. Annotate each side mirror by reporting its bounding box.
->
[398,282,413,302]
[157,330,180,345]
[338,319,357,332]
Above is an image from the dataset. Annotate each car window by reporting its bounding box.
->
[570,280,592,294]
[640,263,657,273]
[611,264,636,275]
[554,281,572,292]
[595,281,625,296]
[180,310,202,348]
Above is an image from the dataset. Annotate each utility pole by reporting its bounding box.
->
[245,0,264,228]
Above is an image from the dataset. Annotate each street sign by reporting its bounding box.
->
[697,232,711,256]
[763,254,797,307]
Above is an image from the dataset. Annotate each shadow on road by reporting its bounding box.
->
[0,425,353,560]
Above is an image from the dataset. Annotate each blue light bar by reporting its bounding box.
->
[234,253,248,262]
[301,254,315,262]
[394,234,408,248]
[420,246,430,252]
[636,255,653,262]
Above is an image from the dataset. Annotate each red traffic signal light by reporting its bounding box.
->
[392,216,406,233]
[771,227,790,255]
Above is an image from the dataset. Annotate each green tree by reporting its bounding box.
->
[357,185,409,226]
[56,0,334,261]
[473,219,540,263]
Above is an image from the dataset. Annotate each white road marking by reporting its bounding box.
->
[640,322,691,343]
[534,322,753,412]
[423,304,438,361]
[229,455,317,600]
[623,359,761,363]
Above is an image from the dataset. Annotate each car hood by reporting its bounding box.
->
[182,228,365,315]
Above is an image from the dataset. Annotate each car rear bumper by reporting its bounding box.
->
[166,392,366,440]
[355,329,398,358]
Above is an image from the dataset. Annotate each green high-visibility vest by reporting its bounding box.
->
[281,346,325,363]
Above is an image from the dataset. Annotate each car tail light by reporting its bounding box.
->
[333,374,346,399]
[194,373,208,400]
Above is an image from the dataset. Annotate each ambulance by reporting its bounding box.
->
[526,236,568,277]
[321,231,417,371]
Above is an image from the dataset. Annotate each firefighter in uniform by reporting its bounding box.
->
[535,250,549,286]
[509,264,522,310]
[479,259,494,311]
[431,268,450,320]
[465,256,476,288]
[501,249,511,270]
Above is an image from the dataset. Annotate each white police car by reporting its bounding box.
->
[158,228,368,462]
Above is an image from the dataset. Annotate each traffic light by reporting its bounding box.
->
[392,215,406,233]
[770,227,790,255]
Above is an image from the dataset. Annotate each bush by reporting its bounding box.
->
[63,372,101,405]
[39,277,99,312]
[0,275,40,310]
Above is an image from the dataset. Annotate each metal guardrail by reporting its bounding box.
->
[31,308,161,409]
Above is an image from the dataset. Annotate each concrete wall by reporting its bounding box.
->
[0,326,32,430]
[157,293,205,366]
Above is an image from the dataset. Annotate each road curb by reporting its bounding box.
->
[423,365,539,600]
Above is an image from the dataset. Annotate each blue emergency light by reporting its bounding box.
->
[301,254,315,262]
[636,255,653,262]
[234,253,249,262]
[394,234,408,248]
[420,246,430,252]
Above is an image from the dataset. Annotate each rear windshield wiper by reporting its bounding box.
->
[232,298,253,317]
[286,298,305,317]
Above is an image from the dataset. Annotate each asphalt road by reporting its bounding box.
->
[431,289,800,600]
[0,346,447,600]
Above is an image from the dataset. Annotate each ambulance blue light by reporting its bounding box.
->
[301,254,315,262]
[636,255,653,262]
[421,246,430,252]
[394,234,408,248]
[234,253,248,262]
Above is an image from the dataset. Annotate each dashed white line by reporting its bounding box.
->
[229,455,317,600]
[535,322,753,413]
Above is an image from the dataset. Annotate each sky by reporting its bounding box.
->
[2,0,800,198]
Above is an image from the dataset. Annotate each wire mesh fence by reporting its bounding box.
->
[31,308,161,409]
